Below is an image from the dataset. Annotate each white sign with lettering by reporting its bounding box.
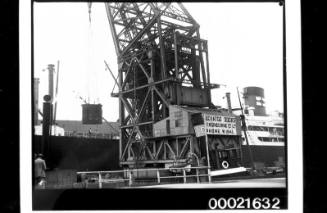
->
[204,114,237,135]
[194,124,206,137]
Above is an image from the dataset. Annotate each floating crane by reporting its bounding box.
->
[90,3,244,173]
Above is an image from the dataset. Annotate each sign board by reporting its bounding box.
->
[204,114,237,135]
[194,124,206,137]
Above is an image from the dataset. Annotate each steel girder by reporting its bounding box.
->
[105,3,212,167]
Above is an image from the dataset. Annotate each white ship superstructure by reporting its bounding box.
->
[242,115,284,146]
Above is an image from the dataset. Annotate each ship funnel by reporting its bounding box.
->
[243,87,266,116]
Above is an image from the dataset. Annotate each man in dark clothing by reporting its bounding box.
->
[34,154,46,188]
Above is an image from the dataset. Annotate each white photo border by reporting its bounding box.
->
[20,0,302,212]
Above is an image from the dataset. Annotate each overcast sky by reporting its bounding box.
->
[33,2,283,122]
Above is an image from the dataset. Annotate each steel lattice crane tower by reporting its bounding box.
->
[104,3,240,169]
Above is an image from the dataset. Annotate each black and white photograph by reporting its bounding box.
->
[19,0,302,211]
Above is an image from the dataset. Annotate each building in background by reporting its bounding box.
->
[34,124,65,136]
[55,120,119,139]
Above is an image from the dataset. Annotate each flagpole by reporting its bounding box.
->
[204,117,211,182]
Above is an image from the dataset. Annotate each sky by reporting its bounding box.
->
[33,2,283,122]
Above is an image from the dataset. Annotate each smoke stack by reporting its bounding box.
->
[243,87,266,116]
[226,92,232,113]
[47,64,55,103]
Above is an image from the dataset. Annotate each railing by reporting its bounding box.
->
[77,166,211,188]
[157,166,211,184]
[76,170,128,188]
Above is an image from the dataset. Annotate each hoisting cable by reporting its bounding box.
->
[85,2,101,104]
[88,2,92,24]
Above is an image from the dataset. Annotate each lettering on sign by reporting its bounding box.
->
[204,114,237,135]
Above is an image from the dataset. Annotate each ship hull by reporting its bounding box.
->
[241,145,285,168]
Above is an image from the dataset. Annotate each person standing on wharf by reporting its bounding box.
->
[34,153,47,188]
